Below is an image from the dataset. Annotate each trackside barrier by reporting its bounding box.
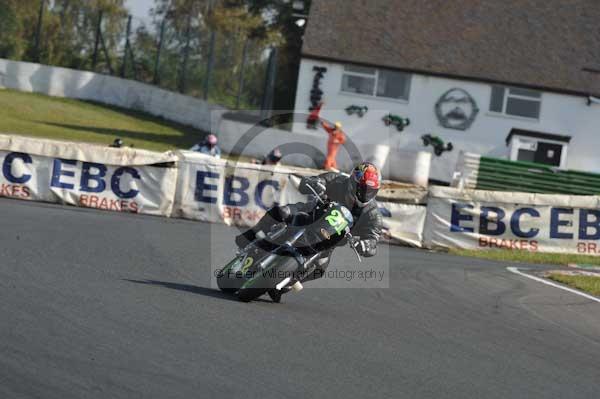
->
[0,134,178,215]
[423,186,600,255]
[173,151,310,226]
[377,202,426,247]
[0,134,427,247]
[173,151,427,246]
[8,134,600,254]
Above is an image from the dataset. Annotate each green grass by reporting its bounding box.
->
[449,248,600,266]
[0,88,209,152]
[547,273,600,296]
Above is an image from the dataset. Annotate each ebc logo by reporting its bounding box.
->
[450,203,600,240]
[3,152,33,184]
[194,171,280,210]
[50,159,141,199]
[1,152,33,198]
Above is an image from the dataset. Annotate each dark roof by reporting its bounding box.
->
[506,129,571,145]
[302,0,600,96]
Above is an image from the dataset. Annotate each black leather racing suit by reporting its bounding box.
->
[236,172,383,281]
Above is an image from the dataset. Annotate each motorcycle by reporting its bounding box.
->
[216,186,362,302]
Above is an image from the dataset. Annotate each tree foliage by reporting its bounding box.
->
[0,0,308,110]
[0,0,41,60]
[0,0,127,70]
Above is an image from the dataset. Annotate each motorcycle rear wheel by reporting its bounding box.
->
[217,258,242,294]
[237,257,300,302]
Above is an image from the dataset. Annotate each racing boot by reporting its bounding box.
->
[268,287,290,303]
[268,281,302,303]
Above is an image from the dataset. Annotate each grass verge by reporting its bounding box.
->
[0,88,208,152]
[448,248,600,266]
[547,273,600,296]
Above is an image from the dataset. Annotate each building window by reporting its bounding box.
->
[506,129,570,168]
[341,66,376,95]
[489,86,541,119]
[515,141,563,166]
[341,65,411,100]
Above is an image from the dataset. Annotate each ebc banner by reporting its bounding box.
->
[175,153,306,227]
[378,202,426,247]
[424,187,600,255]
[0,150,54,202]
[49,158,177,216]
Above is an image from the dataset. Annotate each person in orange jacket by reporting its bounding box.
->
[321,121,346,170]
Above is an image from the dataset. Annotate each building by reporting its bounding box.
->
[293,0,600,183]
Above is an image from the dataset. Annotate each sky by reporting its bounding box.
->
[125,0,154,18]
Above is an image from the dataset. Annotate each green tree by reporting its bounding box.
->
[3,0,128,71]
[248,0,312,111]
[0,0,42,61]
[2,0,308,111]
[148,0,280,107]
[205,2,282,107]
[0,2,20,58]
[127,24,159,82]
[214,0,311,110]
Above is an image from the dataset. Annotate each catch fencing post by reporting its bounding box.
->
[92,11,103,71]
[99,25,114,75]
[235,39,249,109]
[260,47,278,122]
[121,15,133,78]
[153,15,167,84]
[33,0,46,63]
[203,31,216,101]
[178,13,192,93]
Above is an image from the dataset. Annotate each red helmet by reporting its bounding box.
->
[348,162,381,207]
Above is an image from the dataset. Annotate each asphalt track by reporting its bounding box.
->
[1,198,599,399]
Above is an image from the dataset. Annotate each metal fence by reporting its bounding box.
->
[13,1,277,111]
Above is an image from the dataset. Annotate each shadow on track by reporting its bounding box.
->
[123,279,272,303]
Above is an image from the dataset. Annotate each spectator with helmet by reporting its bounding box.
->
[261,148,283,165]
[109,138,124,148]
[190,134,221,158]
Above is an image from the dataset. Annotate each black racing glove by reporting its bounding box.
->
[299,176,327,198]
[351,238,378,257]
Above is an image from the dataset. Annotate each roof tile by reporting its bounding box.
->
[303,0,600,95]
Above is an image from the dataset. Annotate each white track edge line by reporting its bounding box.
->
[506,267,600,304]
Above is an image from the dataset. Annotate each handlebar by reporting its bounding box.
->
[345,229,363,263]
[304,182,326,204]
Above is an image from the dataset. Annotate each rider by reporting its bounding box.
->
[235,162,383,300]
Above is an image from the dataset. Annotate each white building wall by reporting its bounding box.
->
[294,58,600,182]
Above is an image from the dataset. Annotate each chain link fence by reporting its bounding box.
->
[8,1,277,111]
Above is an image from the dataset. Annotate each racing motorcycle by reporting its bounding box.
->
[216,186,362,303]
